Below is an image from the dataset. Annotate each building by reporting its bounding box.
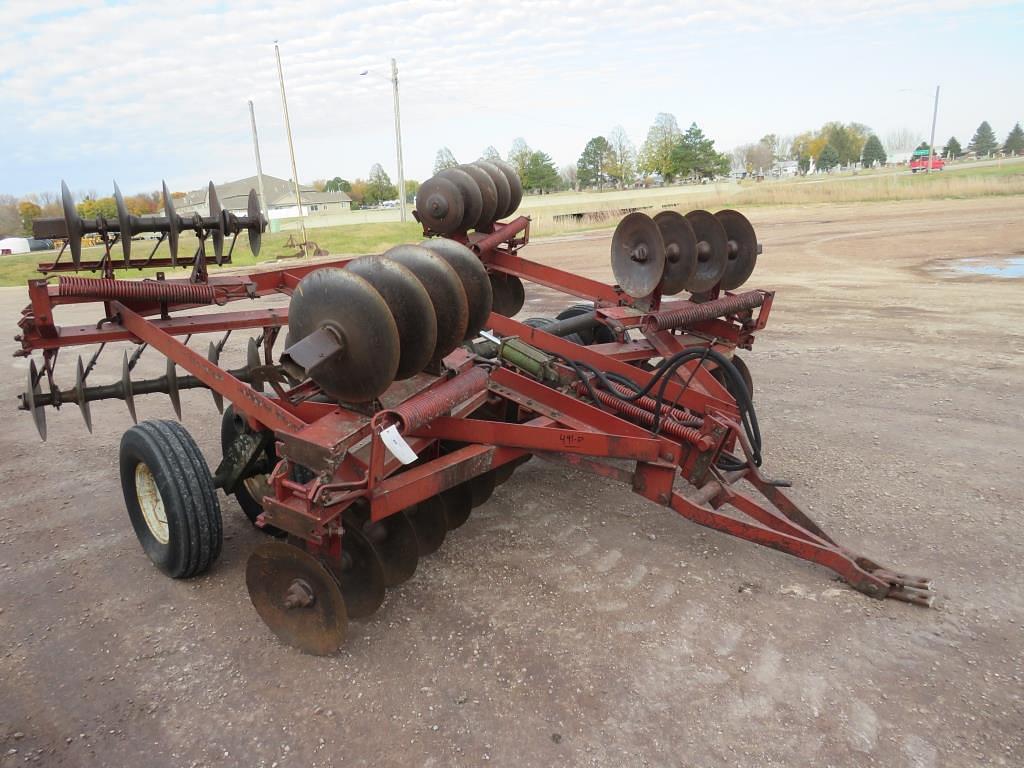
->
[772,160,799,177]
[175,175,351,220]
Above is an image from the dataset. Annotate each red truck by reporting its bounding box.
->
[909,148,944,172]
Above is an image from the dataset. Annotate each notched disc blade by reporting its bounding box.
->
[684,210,729,293]
[346,255,438,379]
[489,273,525,318]
[436,168,484,231]
[715,209,758,290]
[162,181,180,265]
[246,540,348,655]
[440,482,473,529]
[415,176,464,235]
[472,162,510,223]
[490,159,523,218]
[61,180,83,269]
[287,268,401,402]
[113,181,133,261]
[406,496,448,556]
[459,164,498,229]
[611,212,666,299]
[419,238,492,339]
[346,506,419,588]
[75,356,92,432]
[208,182,224,265]
[653,211,698,295]
[383,244,468,367]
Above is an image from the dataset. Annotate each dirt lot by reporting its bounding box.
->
[1,197,1022,767]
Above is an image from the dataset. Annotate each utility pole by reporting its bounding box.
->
[926,85,940,174]
[390,58,407,223]
[274,41,308,252]
[248,100,269,224]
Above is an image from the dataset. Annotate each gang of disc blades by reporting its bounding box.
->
[246,540,348,655]
[610,212,666,299]
[714,209,759,290]
[458,164,498,229]
[345,506,420,588]
[472,161,511,223]
[490,159,523,217]
[287,268,400,402]
[415,176,465,235]
[419,238,493,338]
[653,210,698,295]
[435,167,484,231]
[684,209,729,293]
[346,255,438,379]
[316,526,386,619]
[383,244,469,367]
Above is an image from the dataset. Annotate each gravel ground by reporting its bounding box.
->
[1,196,1022,767]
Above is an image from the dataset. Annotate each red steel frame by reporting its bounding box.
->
[15,217,933,606]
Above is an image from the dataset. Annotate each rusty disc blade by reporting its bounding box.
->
[469,471,496,508]
[489,273,525,317]
[459,164,498,229]
[247,189,263,256]
[345,506,420,588]
[246,540,348,655]
[346,255,438,379]
[113,181,133,261]
[611,212,666,299]
[653,211,698,295]
[472,161,511,223]
[684,210,729,293]
[383,244,469,367]
[314,525,386,619]
[490,159,523,218]
[440,482,473,529]
[166,357,181,419]
[436,168,484,231]
[415,176,465,235]
[715,209,758,290]
[162,181,180,266]
[493,462,514,485]
[25,358,46,441]
[75,356,92,433]
[287,268,400,402]
[419,238,492,339]
[208,182,224,265]
[406,496,448,556]
[60,180,83,269]
[122,351,137,424]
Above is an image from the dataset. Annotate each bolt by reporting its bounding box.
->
[283,579,315,609]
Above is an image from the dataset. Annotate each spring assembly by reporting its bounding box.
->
[58,276,221,305]
[572,381,710,449]
[644,290,766,332]
[378,366,491,434]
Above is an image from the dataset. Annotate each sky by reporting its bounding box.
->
[1,0,1023,199]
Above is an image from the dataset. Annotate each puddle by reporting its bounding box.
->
[943,256,1024,278]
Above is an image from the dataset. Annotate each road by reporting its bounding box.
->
[1,196,1022,767]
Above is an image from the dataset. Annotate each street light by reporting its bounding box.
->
[360,59,407,222]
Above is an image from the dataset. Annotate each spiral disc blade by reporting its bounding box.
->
[490,159,523,218]
[406,496,448,556]
[419,238,493,339]
[287,268,401,402]
[459,164,498,229]
[246,540,348,655]
[490,274,525,318]
[383,244,469,367]
[684,210,729,293]
[653,211,698,295]
[346,255,438,379]
[611,212,666,299]
[415,176,465,235]
[436,168,484,231]
[472,161,511,223]
[715,209,759,290]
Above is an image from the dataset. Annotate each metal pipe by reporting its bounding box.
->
[391,58,407,223]
[248,100,269,224]
[927,85,940,174]
[274,42,308,254]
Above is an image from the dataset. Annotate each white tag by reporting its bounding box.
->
[380,423,418,465]
[479,329,500,344]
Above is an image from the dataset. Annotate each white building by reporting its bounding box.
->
[175,175,351,220]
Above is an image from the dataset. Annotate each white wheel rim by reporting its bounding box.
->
[135,463,169,544]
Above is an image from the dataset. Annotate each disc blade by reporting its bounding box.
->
[208,182,224,265]
[75,356,92,432]
[113,180,132,261]
[611,212,666,299]
[489,274,525,318]
[406,496,448,556]
[419,238,493,339]
[121,351,137,424]
[490,159,523,218]
[440,482,473,529]
[554,303,615,344]
[247,188,263,256]
[684,210,729,293]
[414,176,464,235]
[26,359,46,441]
[207,342,224,413]
[287,268,401,402]
[469,471,496,508]
[472,161,511,223]
[346,255,438,380]
[314,526,386,619]
[436,168,484,231]
[61,180,83,269]
[653,211,698,295]
[458,164,498,229]
[715,209,759,290]
[162,181,180,266]
[383,244,469,367]
[346,506,419,588]
[166,357,181,419]
[246,540,348,655]
[493,462,515,486]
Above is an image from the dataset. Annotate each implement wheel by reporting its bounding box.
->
[220,407,285,537]
[119,420,222,578]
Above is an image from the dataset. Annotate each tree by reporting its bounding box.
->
[1003,122,1024,156]
[559,164,578,190]
[365,164,398,205]
[18,201,41,235]
[481,146,501,162]
[325,177,351,193]
[348,180,369,207]
[968,121,998,157]
[0,194,21,235]
[433,147,458,173]
[738,140,773,173]
[404,180,420,204]
[670,123,730,179]
[861,135,887,167]
[577,136,614,189]
[522,151,560,192]
[606,125,636,187]
[943,137,962,160]
[885,127,922,156]
[791,131,816,173]
[637,113,682,180]
[507,138,532,180]
[77,197,117,220]
[819,121,869,166]
[817,145,840,172]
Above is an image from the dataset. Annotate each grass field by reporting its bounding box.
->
[2,159,1022,287]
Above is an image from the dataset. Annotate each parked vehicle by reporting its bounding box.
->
[910,148,944,173]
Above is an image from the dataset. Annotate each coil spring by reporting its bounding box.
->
[57,276,221,305]
[573,381,708,448]
[380,366,491,434]
[605,380,703,427]
[645,290,765,332]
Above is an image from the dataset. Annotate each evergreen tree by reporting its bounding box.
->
[366,164,398,205]
[943,137,962,159]
[968,121,998,156]
[522,151,560,191]
[861,135,887,167]
[670,123,730,179]
[1003,123,1024,156]
[577,136,614,189]
[817,145,840,171]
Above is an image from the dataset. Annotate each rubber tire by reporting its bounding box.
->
[220,407,285,536]
[120,420,222,578]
